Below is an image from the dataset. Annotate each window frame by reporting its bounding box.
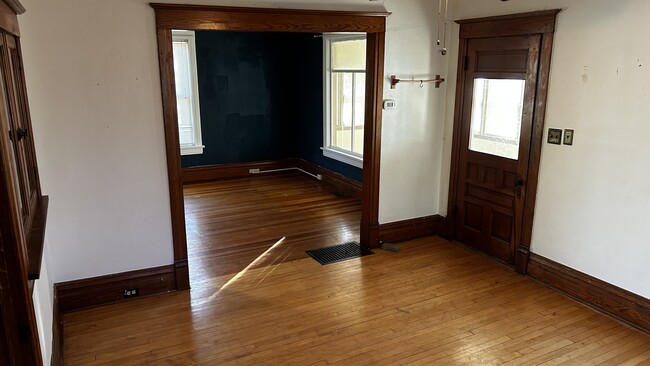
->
[172,30,204,156]
[322,33,366,169]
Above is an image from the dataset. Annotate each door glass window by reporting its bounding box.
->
[469,78,525,160]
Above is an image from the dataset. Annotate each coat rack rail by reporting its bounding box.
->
[390,75,445,89]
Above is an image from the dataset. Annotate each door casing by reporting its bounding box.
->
[447,10,560,274]
[151,4,390,290]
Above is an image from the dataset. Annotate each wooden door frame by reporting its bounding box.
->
[151,3,390,290]
[446,10,560,275]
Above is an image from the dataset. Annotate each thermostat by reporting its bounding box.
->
[383,99,396,110]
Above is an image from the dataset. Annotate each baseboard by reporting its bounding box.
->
[182,159,363,200]
[55,265,176,313]
[527,253,650,333]
[293,159,362,200]
[51,285,62,366]
[182,160,292,184]
[378,215,445,244]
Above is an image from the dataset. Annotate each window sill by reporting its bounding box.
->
[321,147,363,168]
[181,145,204,156]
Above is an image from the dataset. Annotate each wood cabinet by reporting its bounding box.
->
[0,0,47,365]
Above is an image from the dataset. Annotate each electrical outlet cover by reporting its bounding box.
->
[547,128,562,145]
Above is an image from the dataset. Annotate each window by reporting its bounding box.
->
[172,30,204,156]
[469,78,526,160]
[323,34,366,168]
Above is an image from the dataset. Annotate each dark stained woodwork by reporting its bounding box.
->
[60,236,650,364]
[51,285,62,366]
[457,10,560,39]
[183,159,363,201]
[26,195,47,280]
[360,31,385,249]
[55,265,177,313]
[155,27,189,292]
[183,171,361,281]
[454,35,540,266]
[153,5,388,290]
[517,31,556,274]
[293,159,362,200]
[378,215,445,244]
[182,160,292,184]
[0,2,44,363]
[150,3,389,33]
[447,11,559,274]
[0,1,19,36]
[528,253,650,334]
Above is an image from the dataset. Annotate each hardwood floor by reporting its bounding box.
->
[63,234,650,365]
[183,171,361,283]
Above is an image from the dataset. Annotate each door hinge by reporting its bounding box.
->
[17,322,30,342]
[464,56,469,71]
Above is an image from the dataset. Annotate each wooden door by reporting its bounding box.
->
[454,35,541,265]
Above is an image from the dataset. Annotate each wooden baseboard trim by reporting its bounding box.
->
[527,253,650,333]
[51,285,62,366]
[182,160,292,184]
[182,159,363,200]
[293,159,362,200]
[378,215,445,244]
[55,265,176,313]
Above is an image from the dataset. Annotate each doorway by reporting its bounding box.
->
[152,4,389,290]
[447,11,559,273]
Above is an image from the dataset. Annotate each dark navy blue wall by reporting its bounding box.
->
[182,31,362,183]
[291,34,363,182]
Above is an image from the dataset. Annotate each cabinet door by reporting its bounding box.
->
[1,34,39,227]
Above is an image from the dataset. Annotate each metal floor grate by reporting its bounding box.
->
[306,242,373,265]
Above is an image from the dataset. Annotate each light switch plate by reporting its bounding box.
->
[547,128,562,145]
[563,129,574,145]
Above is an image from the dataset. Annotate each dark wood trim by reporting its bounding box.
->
[182,160,293,184]
[457,10,560,38]
[360,31,385,249]
[55,265,176,313]
[517,31,556,274]
[446,11,560,274]
[153,6,387,271]
[292,159,362,200]
[155,27,189,291]
[183,159,362,200]
[0,1,19,36]
[1,0,25,16]
[27,195,48,280]
[528,253,650,334]
[150,3,389,33]
[378,215,445,244]
[51,285,62,366]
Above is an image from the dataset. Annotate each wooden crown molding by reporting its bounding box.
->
[456,10,561,38]
[2,0,25,15]
[150,3,390,32]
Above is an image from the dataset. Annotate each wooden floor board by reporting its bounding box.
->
[62,173,650,365]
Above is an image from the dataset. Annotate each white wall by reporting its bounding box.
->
[379,0,447,223]
[32,242,53,365]
[19,0,444,284]
[443,0,650,298]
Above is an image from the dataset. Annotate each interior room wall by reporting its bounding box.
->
[181,31,362,181]
[181,31,297,168]
[20,0,442,285]
[378,0,447,224]
[292,34,364,182]
[444,0,650,298]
